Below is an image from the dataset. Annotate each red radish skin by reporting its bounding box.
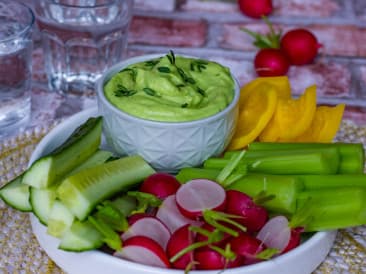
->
[257,215,291,252]
[238,0,273,19]
[140,173,181,199]
[254,48,290,77]
[121,216,171,250]
[166,224,196,270]
[280,29,322,65]
[225,190,268,232]
[114,236,170,268]
[156,195,202,233]
[175,179,227,220]
[282,227,304,254]
[230,232,266,265]
[195,248,244,270]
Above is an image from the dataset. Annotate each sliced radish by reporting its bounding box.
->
[175,179,226,219]
[225,190,268,232]
[127,212,155,225]
[166,224,195,270]
[140,173,181,199]
[156,195,202,233]
[256,215,291,252]
[121,216,171,250]
[114,236,170,268]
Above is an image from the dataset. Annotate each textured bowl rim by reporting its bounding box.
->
[96,53,241,127]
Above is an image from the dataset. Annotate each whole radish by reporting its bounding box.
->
[238,0,273,19]
[282,227,304,253]
[254,48,290,77]
[225,190,268,232]
[139,173,181,200]
[229,232,267,265]
[194,248,244,270]
[280,28,322,65]
[166,224,196,269]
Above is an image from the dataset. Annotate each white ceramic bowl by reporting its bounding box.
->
[30,107,337,274]
[96,54,240,173]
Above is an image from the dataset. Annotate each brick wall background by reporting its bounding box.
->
[125,0,366,125]
[27,0,366,126]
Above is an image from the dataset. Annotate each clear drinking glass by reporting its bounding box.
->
[35,0,133,96]
[0,0,34,136]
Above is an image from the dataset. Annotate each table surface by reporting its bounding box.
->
[1,0,366,273]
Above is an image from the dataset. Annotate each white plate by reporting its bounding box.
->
[30,107,337,274]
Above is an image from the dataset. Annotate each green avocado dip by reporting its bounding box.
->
[103,51,235,122]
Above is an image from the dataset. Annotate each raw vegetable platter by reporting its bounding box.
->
[25,107,336,274]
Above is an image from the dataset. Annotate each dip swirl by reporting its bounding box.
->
[104,52,235,122]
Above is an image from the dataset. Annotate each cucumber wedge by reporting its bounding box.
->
[57,155,155,221]
[30,150,114,226]
[0,175,31,212]
[59,220,103,252]
[47,200,75,238]
[22,116,103,189]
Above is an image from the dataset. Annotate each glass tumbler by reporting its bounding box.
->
[0,0,34,136]
[35,0,133,96]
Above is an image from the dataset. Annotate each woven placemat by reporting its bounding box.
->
[0,120,365,274]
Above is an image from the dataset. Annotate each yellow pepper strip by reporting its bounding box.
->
[239,76,291,105]
[292,104,345,142]
[228,82,278,150]
[259,85,317,142]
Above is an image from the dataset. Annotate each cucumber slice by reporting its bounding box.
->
[30,150,114,226]
[47,200,75,238]
[30,186,57,225]
[22,116,103,189]
[0,175,31,212]
[57,155,155,221]
[59,220,103,252]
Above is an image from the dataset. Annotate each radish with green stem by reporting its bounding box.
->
[114,235,170,268]
[175,179,227,220]
[166,224,197,269]
[121,216,171,250]
[225,190,269,232]
[229,232,267,265]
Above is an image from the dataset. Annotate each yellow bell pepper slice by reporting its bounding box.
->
[228,82,278,150]
[292,104,345,142]
[239,76,291,105]
[259,85,317,142]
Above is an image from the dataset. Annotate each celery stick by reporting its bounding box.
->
[295,187,366,231]
[297,174,366,190]
[207,147,340,175]
[247,142,365,174]
[227,174,304,214]
[175,168,220,183]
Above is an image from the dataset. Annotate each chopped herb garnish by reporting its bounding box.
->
[186,77,196,84]
[143,87,158,97]
[120,68,137,82]
[190,60,208,72]
[197,87,206,96]
[114,84,137,97]
[176,84,185,89]
[144,59,160,68]
[158,66,171,73]
[177,67,196,84]
[181,103,188,108]
[167,50,176,65]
